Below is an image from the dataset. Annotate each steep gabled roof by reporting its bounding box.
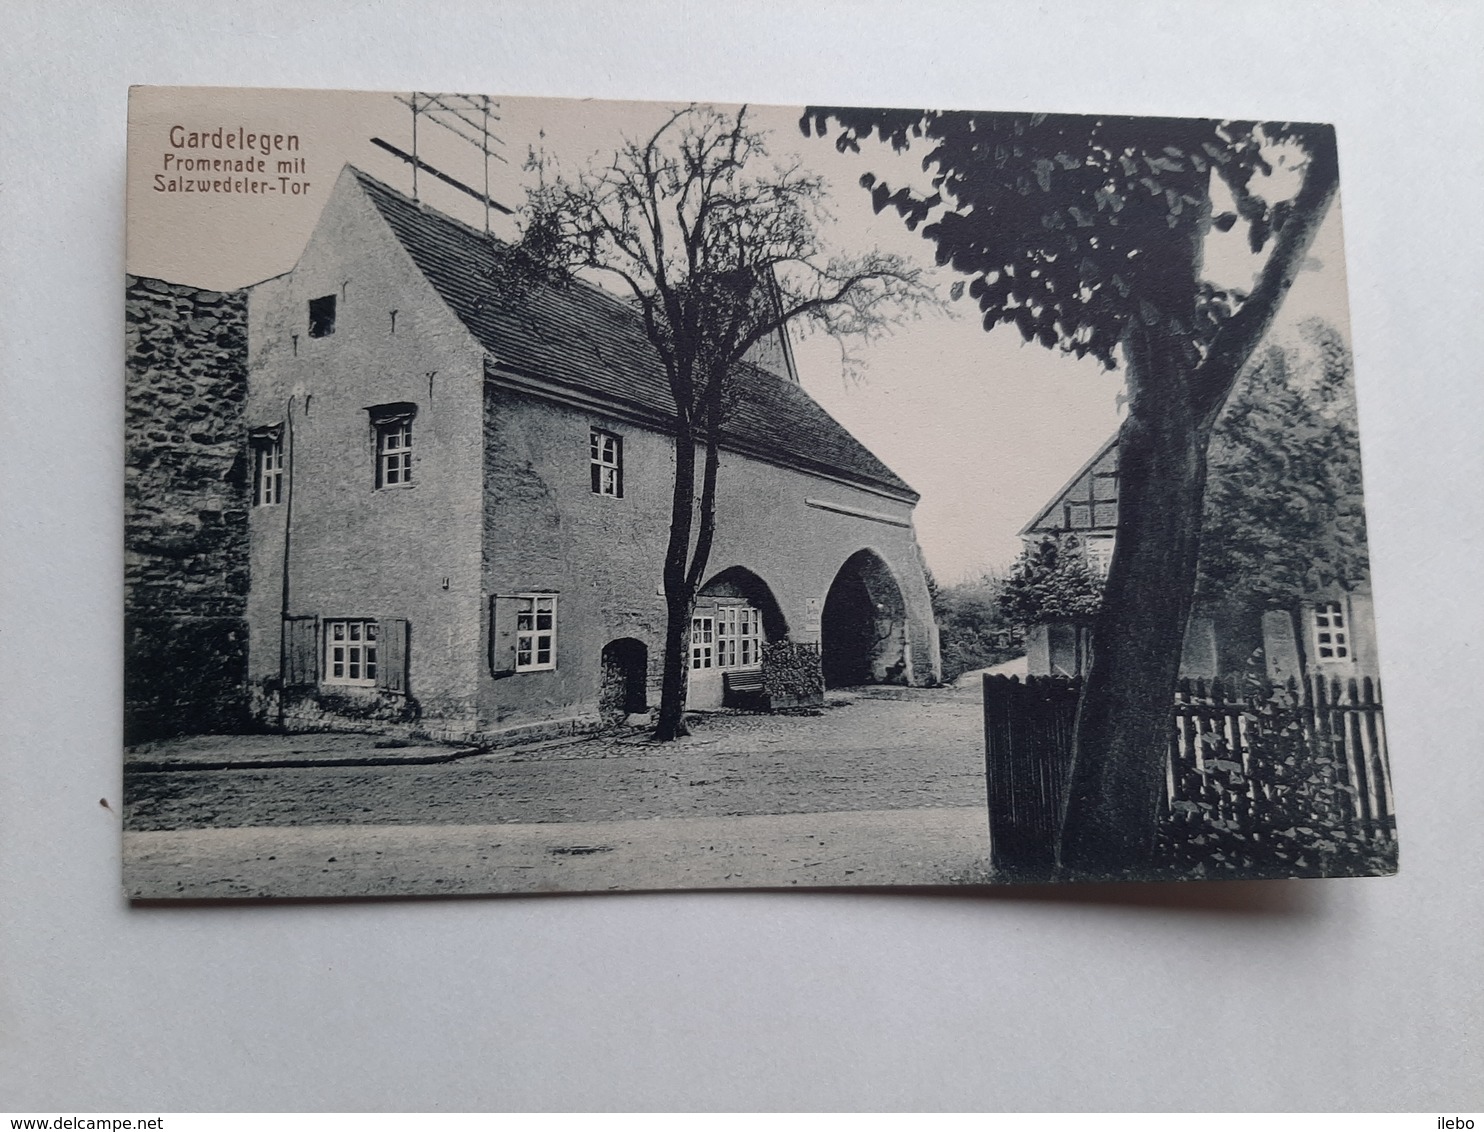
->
[350,168,915,500]
[1019,432,1120,537]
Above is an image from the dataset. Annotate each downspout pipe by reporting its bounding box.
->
[277,395,295,730]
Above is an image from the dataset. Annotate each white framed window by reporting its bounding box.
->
[515,595,556,671]
[1085,537,1114,578]
[370,403,416,489]
[377,418,412,487]
[715,606,762,669]
[251,431,284,506]
[590,428,622,497]
[324,619,378,685]
[691,616,714,670]
[1312,600,1350,662]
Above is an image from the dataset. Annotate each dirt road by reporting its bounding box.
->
[123,685,996,898]
[126,686,987,831]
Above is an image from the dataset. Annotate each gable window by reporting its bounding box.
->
[1085,537,1114,577]
[249,425,284,506]
[1312,601,1350,662]
[691,616,714,670]
[715,606,761,668]
[370,403,416,488]
[590,428,622,497]
[308,294,337,338]
[515,595,556,671]
[324,619,378,685]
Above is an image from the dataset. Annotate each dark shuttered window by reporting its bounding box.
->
[377,617,409,693]
[282,616,318,687]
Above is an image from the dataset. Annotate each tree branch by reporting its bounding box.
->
[1190,131,1339,425]
[685,388,725,596]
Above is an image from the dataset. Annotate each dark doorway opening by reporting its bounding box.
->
[821,550,908,688]
[599,637,648,724]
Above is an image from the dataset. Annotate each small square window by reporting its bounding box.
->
[1312,601,1350,662]
[308,294,337,338]
[590,429,623,497]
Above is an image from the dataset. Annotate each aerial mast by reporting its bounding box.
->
[390,92,509,231]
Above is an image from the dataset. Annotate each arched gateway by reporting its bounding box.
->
[687,566,788,709]
[821,549,909,688]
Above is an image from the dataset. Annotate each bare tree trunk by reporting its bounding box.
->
[655,588,693,740]
[654,390,725,742]
[1058,325,1212,874]
[686,395,724,594]
[654,417,698,741]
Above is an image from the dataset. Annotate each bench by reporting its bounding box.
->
[722,668,765,709]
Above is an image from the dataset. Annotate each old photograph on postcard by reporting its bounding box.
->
[123,86,1396,898]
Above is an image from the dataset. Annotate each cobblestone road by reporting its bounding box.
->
[125,686,987,832]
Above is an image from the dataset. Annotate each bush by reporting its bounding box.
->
[1155,680,1397,879]
[932,571,1021,683]
[998,534,1103,630]
[762,640,824,705]
[314,688,422,725]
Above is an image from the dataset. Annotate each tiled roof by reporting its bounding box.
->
[351,168,915,500]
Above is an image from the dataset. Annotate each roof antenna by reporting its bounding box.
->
[392,92,509,232]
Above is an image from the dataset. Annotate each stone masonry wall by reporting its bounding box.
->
[125,275,251,742]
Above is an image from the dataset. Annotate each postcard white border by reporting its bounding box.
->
[2,0,1480,1112]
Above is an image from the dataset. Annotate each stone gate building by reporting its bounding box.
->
[129,166,940,744]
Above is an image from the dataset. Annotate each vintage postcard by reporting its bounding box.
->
[123,86,1396,898]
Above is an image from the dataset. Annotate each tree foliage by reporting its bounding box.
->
[521,105,933,739]
[997,321,1365,635]
[932,571,1019,683]
[804,105,1341,871]
[1198,320,1368,608]
[527,105,932,408]
[801,108,1335,413]
[998,534,1104,629]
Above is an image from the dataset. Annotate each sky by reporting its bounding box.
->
[128,87,1354,582]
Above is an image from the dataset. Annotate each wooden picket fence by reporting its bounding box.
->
[981,675,1080,869]
[1165,675,1394,839]
[983,673,1394,871]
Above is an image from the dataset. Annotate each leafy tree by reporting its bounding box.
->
[803,107,1339,871]
[998,534,1104,630]
[934,570,1019,683]
[1198,320,1368,609]
[524,106,930,739]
